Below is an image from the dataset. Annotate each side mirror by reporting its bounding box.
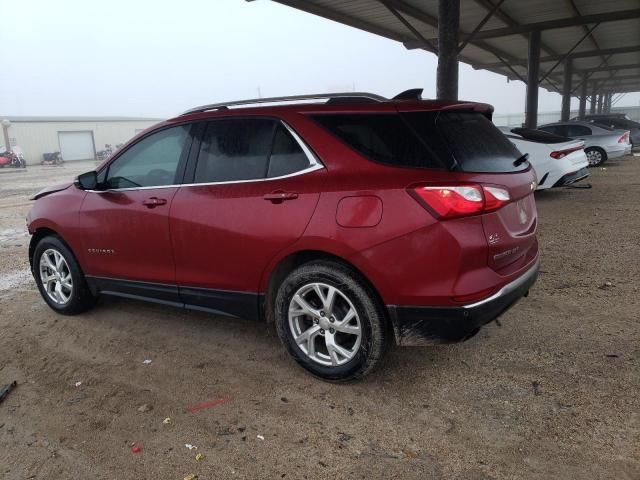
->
[75,171,99,190]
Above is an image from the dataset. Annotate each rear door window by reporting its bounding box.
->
[194,119,275,183]
[565,125,592,137]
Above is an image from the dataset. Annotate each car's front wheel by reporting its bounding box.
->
[275,260,390,381]
[585,147,607,167]
[33,235,96,315]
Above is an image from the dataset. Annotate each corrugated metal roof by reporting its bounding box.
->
[274,0,640,94]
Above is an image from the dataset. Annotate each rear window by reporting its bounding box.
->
[511,127,570,144]
[404,111,526,173]
[311,111,525,173]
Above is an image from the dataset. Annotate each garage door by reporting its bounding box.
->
[58,131,95,161]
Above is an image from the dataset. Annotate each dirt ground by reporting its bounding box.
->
[0,157,638,479]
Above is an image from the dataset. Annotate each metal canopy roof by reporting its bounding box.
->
[274,0,640,95]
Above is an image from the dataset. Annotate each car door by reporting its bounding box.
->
[79,123,193,300]
[169,117,325,318]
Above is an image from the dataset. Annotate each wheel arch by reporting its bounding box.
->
[261,249,387,325]
[29,227,77,270]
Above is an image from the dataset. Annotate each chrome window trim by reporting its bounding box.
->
[88,120,324,193]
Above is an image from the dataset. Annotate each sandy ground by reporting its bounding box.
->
[0,157,638,479]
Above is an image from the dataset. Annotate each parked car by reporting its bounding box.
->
[573,113,640,149]
[27,91,540,381]
[538,120,631,167]
[498,127,588,190]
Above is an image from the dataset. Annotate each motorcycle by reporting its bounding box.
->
[0,150,26,168]
[42,152,64,166]
[96,144,114,162]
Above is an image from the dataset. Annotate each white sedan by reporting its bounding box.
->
[498,127,589,191]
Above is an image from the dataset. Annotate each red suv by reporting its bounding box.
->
[27,90,539,381]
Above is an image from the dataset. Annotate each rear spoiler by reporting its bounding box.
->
[441,102,494,118]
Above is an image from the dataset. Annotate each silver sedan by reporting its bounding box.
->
[538,120,632,167]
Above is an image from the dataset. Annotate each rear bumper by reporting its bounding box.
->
[552,167,589,187]
[388,258,540,346]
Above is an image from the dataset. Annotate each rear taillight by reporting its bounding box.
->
[618,132,630,144]
[550,146,584,159]
[409,184,511,219]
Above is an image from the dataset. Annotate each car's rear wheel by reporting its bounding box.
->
[275,261,389,381]
[585,147,607,167]
[33,235,96,315]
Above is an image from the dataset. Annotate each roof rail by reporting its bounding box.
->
[181,92,388,115]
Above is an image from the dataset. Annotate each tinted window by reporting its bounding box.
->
[539,125,566,136]
[511,127,570,144]
[565,125,592,137]
[195,119,274,183]
[311,113,444,169]
[268,125,311,178]
[423,111,525,173]
[106,125,190,188]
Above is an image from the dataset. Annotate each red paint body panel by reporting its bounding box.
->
[170,170,325,291]
[27,98,539,322]
[78,188,178,283]
[336,196,383,228]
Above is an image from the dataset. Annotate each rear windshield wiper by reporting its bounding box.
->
[513,153,529,167]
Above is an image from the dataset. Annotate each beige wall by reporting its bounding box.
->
[7,120,159,165]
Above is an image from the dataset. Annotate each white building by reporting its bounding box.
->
[1,116,161,165]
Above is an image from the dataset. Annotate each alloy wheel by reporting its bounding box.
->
[288,282,362,367]
[586,149,602,166]
[39,248,73,305]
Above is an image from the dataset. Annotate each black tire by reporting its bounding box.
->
[585,147,607,167]
[32,235,96,315]
[274,260,390,381]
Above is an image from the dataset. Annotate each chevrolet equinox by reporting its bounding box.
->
[28,90,539,381]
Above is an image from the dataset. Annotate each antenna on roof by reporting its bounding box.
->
[393,88,423,100]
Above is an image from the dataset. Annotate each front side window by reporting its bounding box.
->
[193,119,313,183]
[105,125,190,188]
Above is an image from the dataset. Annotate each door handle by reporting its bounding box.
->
[142,197,167,208]
[263,191,298,202]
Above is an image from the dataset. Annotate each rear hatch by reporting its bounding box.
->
[310,104,539,275]
[401,108,538,273]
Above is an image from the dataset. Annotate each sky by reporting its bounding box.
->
[1,0,638,118]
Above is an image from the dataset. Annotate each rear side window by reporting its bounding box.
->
[310,114,445,169]
[268,125,311,178]
[312,111,526,173]
[195,119,274,183]
[405,111,525,173]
